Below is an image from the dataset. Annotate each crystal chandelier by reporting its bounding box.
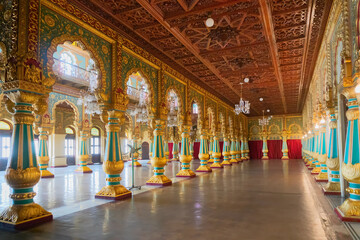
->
[167,93,178,127]
[130,85,149,123]
[235,81,250,115]
[76,67,101,115]
[259,110,272,126]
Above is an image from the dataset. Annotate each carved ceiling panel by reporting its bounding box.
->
[77,0,332,116]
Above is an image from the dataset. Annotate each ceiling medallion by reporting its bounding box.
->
[207,25,239,43]
[230,58,254,69]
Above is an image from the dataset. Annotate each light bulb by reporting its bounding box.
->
[267,109,270,112]
[259,98,263,101]
[205,17,214,27]
[244,77,249,83]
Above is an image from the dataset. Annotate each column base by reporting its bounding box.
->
[261,156,269,160]
[176,169,196,178]
[146,175,172,186]
[129,161,142,167]
[75,166,93,173]
[315,172,328,182]
[230,159,239,164]
[241,157,247,161]
[208,159,214,163]
[40,169,54,178]
[210,162,223,168]
[95,185,132,200]
[311,167,321,175]
[196,165,212,172]
[335,199,360,222]
[147,160,151,164]
[221,160,232,166]
[322,182,341,195]
[281,156,289,160]
[0,203,53,230]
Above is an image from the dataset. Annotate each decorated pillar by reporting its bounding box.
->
[303,134,309,164]
[172,136,179,161]
[222,134,231,166]
[241,136,246,161]
[146,119,172,186]
[306,131,315,168]
[230,135,238,164]
[311,122,321,174]
[190,140,194,160]
[37,128,54,178]
[148,140,153,164]
[0,59,54,228]
[129,123,141,167]
[245,137,250,160]
[210,124,223,169]
[281,130,289,160]
[196,118,211,172]
[261,130,269,160]
[315,118,328,181]
[164,138,169,162]
[235,132,241,162]
[75,130,92,173]
[308,126,319,170]
[336,88,360,221]
[323,112,340,194]
[177,112,196,177]
[208,134,214,163]
[96,111,131,200]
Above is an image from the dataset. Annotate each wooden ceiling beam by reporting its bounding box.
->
[164,0,251,21]
[112,5,143,15]
[188,0,200,11]
[135,0,261,115]
[272,5,308,15]
[259,0,287,113]
[177,0,189,11]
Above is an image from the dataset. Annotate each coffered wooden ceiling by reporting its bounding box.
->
[72,0,332,116]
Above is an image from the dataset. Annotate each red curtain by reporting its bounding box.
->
[267,140,283,159]
[168,142,173,159]
[287,139,302,159]
[193,142,200,160]
[219,141,224,159]
[249,140,263,159]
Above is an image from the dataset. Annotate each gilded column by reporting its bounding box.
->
[208,133,214,163]
[222,134,231,166]
[306,131,315,168]
[75,131,93,173]
[311,123,321,174]
[129,124,141,167]
[336,88,360,221]
[146,120,172,186]
[323,112,340,194]
[230,135,238,164]
[235,132,241,162]
[37,128,54,178]
[261,130,269,160]
[172,137,179,161]
[241,136,246,161]
[315,118,328,181]
[164,138,169,163]
[196,119,211,172]
[245,137,250,160]
[281,130,289,160]
[210,124,223,169]
[96,111,131,200]
[148,140,153,164]
[176,113,196,177]
[308,126,319,170]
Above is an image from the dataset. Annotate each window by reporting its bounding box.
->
[65,127,75,156]
[65,127,74,135]
[60,51,74,76]
[91,127,100,155]
[0,120,12,159]
[192,102,198,114]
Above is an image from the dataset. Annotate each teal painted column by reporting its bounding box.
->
[130,140,142,167]
[315,119,328,181]
[261,131,269,160]
[241,136,246,161]
[311,125,321,174]
[336,95,360,221]
[230,136,238,164]
[210,135,223,168]
[281,132,289,160]
[164,139,169,162]
[222,136,232,165]
[307,131,315,167]
[190,141,194,160]
[308,128,319,170]
[323,113,340,194]
[0,100,53,228]
[172,139,179,161]
[176,125,196,177]
[196,128,211,172]
[147,120,172,186]
[75,131,93,173]
[208,134,214,163]
[96,111,131,200]
[37,128,54,178]
[236,136,241,162]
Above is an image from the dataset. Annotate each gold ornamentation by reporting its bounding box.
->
[146,175,172,185]
[342,162,360,183]
[102,155,124,175]
[323,182,341,192]
[0,203,52,224]
[338,199,360,217]
[102,45,108,54]
[5,167,40,189]
[95,185,131,198]
[327,157,340,170]
[44,15,55,27]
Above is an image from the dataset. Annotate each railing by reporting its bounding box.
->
[53,58,98,86]
[127,85,141,100]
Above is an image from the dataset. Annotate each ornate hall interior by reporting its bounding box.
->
[1,0,360,239]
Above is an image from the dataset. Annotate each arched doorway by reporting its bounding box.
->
[65,127,76,165]
[141,142,150,160]
[90,127,101,163]
[0,120,12,170]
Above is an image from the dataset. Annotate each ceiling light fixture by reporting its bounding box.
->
[234,81,250,115]
[205,17,214,28]
[259,97,263,102]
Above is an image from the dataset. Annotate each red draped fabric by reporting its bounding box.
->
[168,142,173,159]
[219,141,224,160]
[267,140,283,159]
[287,139,302,159]
[193,142,200,160]
[248,140,263,159]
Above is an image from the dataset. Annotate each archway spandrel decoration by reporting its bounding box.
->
[165,87,183,115]
[49,93,82,123]
[164,74,185,113]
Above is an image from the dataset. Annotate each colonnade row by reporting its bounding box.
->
[302,87,360,222]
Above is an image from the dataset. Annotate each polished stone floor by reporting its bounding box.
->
[0,159,354,239]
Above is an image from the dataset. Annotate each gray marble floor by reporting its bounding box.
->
[0,160,354,239]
